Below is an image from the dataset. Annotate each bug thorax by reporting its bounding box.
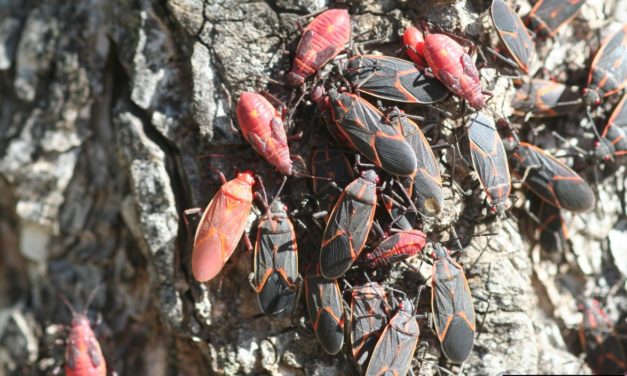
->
[268,199,288,218]
[70,312,91,328]
[433,243,448,259]
[236,171,256,186]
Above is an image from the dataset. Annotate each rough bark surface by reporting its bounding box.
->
[0,0,624,375]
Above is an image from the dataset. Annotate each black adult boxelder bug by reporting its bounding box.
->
[491,0,535,74]
[311,148,355,211]
[583,25,627,106]
[320,170,379,279]
[388,110,444,217]
[595,94,627,160]
[344,54,449,104]
[326,89,418,177]
[508,142,595,213]
[431,243,476,363]
[468,112,511,215]
[365,298,420,376]
[362,229,427,269]
[305,265,345,355]
[578,299,627,374]
[512,79,582,118]
[250,193,299,319]
[349,282,390,369]
[526,0,586,38]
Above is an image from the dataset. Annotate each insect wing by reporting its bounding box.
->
[512,79,582,117]
[600,94,627,157]
[350,284,390,367]
[491,0,534,73]
[527,0,586,37]
[346,55,448,104]
[305,272,345,354]
[587,25,627,98]
[468,112,511,211]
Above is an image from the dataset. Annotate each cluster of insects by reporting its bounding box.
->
[56,1,627,375]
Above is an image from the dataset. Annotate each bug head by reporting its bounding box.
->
[360,170,379,184]
[583,88,601,107]
[237,171,256,187]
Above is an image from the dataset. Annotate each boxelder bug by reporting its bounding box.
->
[431,243,476,363]
[526,0,586,38]
[236,92,297,176]
[583,25,627,106]
[311,148,355,212]
[415,26,489,110]
[365,298,419,376]
[326,88,418,177]
[508,142,595,213]
[288,9,351,86]
[511,79,582,118]
[320,170,379,279]
[250,189,299,319]
[61,294,106,376]
[578,299,627,374]
[467,112,511,215]
[379,179,418,231]
[305,265,345,355]
[595,94,627,160]
[388,110,444,216]
[528,195,569,254]
[190,171,255,282]
[349,282,390,369]
[403,25,427,70]
[362,229,427,269]
[344,54,449,104]
[490,0,534,74]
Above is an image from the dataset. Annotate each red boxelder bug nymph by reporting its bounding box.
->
[595,94,627,160]
[320,170,379,279]
[578,299,627,374]
[388,110,444,216]
[62,296,107,376]
[467,112,511,215]
[305,266,345,355]
[191,171,255,282]
[288,9,351,86]
[509,143,595,213]
[491,0,535,74]
[250,197,299,319]
[311,148,355,212]
[344,55,449,105]
[511,79,582,118]
[431,243,476,363]
[362,229,427,269]
[365,298,419,376]
[528,195,569,254]
[326,89,418,177]
[526,0,586,38]
[583,25,627,106]
[236,92,298,176]
[403,25,427,70]
[350,283,390,369]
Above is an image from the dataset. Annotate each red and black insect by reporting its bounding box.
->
[528,195,569,254]
[320,170,379,279]
[416,27,488,110]
[431,243,475,364]
[250,194,299,318]
[583,25,627,106]
[288,9,351,86]
[511,79,582,118]
[305,265,345,355]
[326,89,418,177]
[236,92,300,176]
[365,298,419,376]
[344,54,449,104]
[526,0,586,38]
[491,0,535,74]
[189,171,255,282]
[311,148,355,212]
[389,110,444,216]
[508,142,595,213]
[578,299,627,374]
[403,25,427,70]
[595,94,627,160]
[349,283,390,370]
[362,229,427,269]
[468,112,511,215]
[62,295,107,376]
